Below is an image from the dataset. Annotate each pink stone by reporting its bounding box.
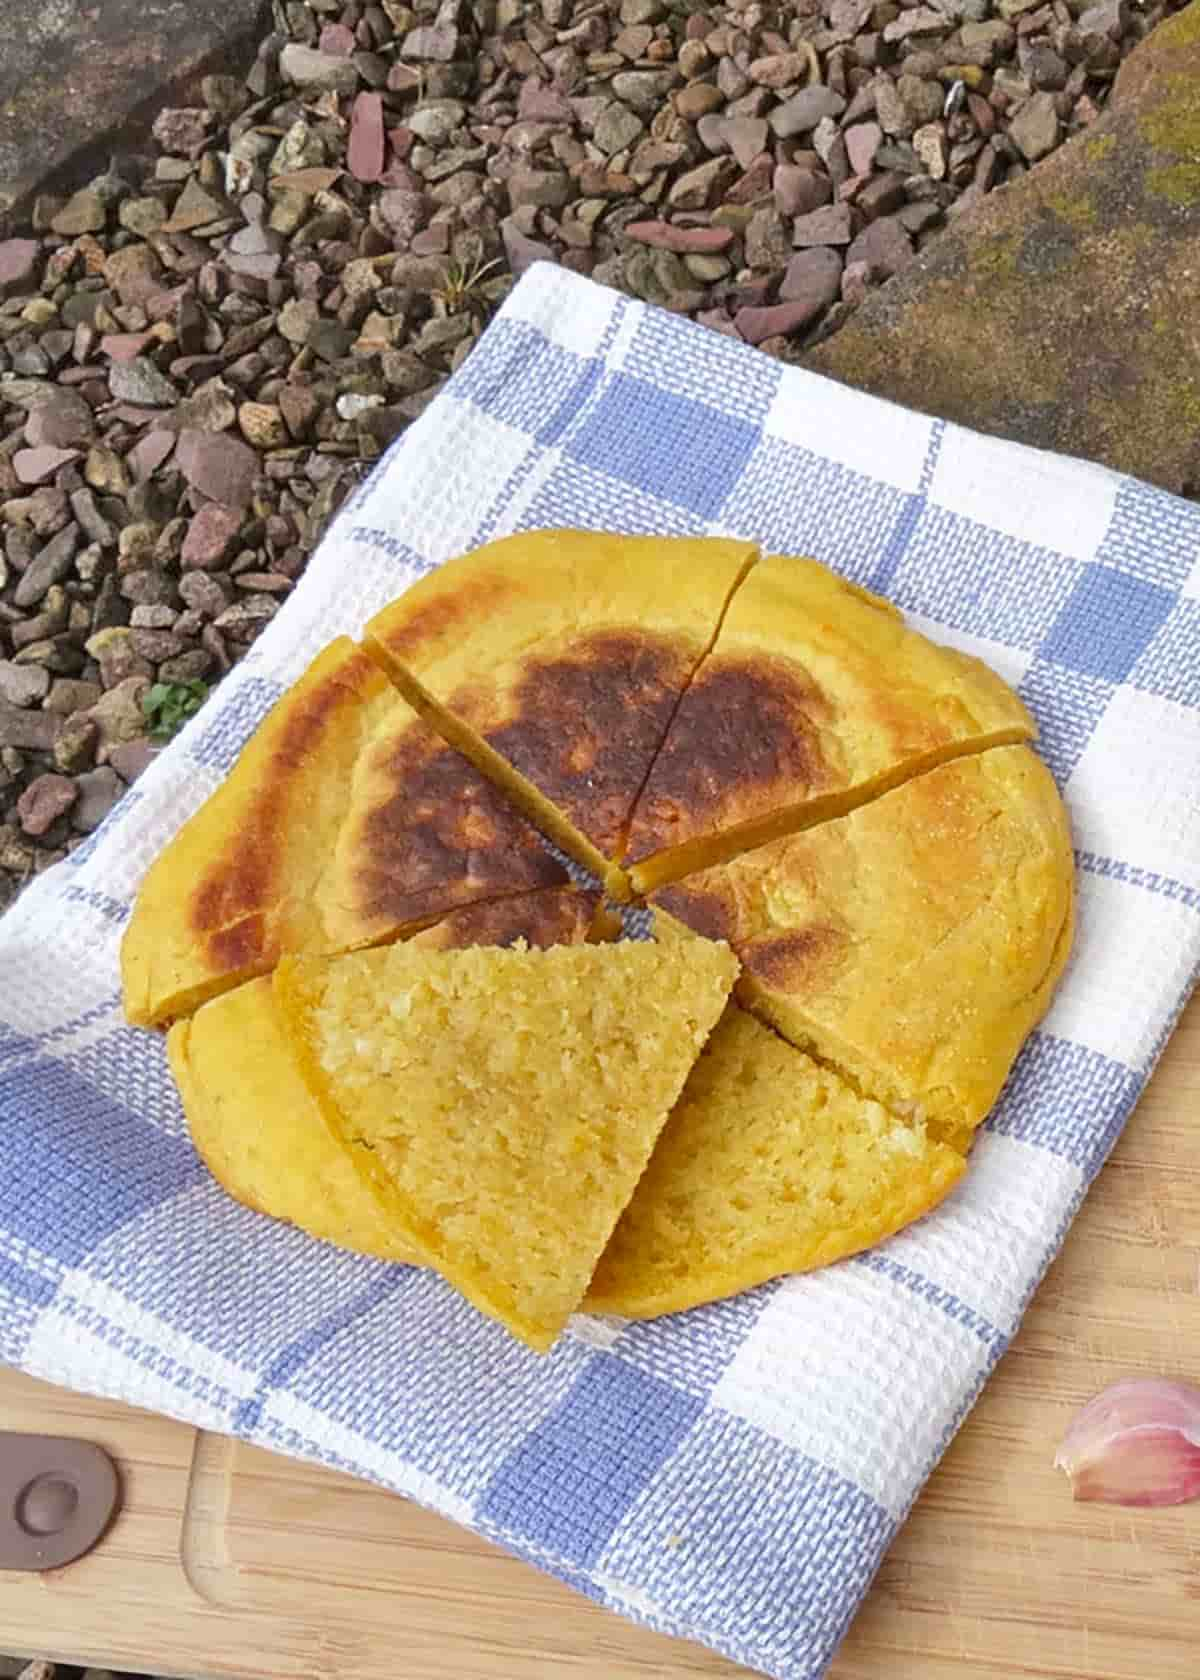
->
[319,22,356,54]
[696,308,742,340]
[101,333,156,361]
[128,430,176,481]
[388,125,415,160]
[727,154,775,205]
[734,299,828,346]
[14,446,79,486]
[844,121,883,176]
[17,773,77,837]
[348,93,386,184]
[625,220,735,254]
[518,80,575,123]
[773,164,832,219]
[182,503,245,569]
[0,238,40,297]
[176,430,260,509]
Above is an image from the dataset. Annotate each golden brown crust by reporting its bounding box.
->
[120,637,570,1028]
[364,530,758,870]
[652,744,1074,1137]
[625,554,1035,878]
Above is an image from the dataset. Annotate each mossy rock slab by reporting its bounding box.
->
[807,3,1200,495]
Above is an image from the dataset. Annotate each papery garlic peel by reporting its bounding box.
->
[1055,1378,1200,1507]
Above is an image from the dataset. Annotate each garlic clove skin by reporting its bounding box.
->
[1055,1378,1200,1507]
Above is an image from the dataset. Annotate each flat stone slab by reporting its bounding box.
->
[0,0,269,222]
[807,2,1200,497]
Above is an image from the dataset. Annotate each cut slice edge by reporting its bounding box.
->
[273,940,740,1352]
[360,544,761,903]
[628,725,1034,897]
[362,633,621,895]
[584,1006,967,1319]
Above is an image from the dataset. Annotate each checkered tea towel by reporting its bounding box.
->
[2,263,1198,1680]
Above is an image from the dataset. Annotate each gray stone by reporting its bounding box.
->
[778,246,845,314]
[407,100,466,143]
[792,202,854,246]
[593,101,646,157]
[0,660,49,706]
[279,43,361,94]
[768,85,847,139]
[71,766,125,832]
[0,700,58,752]
[109,357,180,408]
[1009,92,1061,162]
[24,391,95,451]
[14,524,78,608]
[846,214,914,277]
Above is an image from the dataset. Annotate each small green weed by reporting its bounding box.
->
[143,679,209,742]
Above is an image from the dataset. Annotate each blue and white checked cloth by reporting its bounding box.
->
[2,263,1199,1679]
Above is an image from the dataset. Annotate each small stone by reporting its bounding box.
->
[107,737,160,783]
[778,246,844,313]
[51,190,107,236]
[104,244,164,306]
[774,164,832,217]
[14,447,79,486]
[408,100,466,143]
[593,101,646,156]
[308,318,354,364]
[0,700,58,752]
[278,296,321,345]
[25,392,96,451]
[845,121,883,176]
[873,76,912,138]
[85,446,131,497]
[507,168,572,210]
[403,22,459,60]
[501,217,555,277]
[17,774,77,837]
[612,70,679,114]
[52,713,99,774]
[44,679,102,715]
[0,239,40,297]
[684,253,732,282]
[745,207,792,271]
[349,92,386,182]
[913,122,948,180]
[70,767,125,832]
[675,83,725,120]
[14,525,78,608]
[793,202,854,246]
[769,86,846,138]
[733,299,826,345]
[278,384,321,441]
[625,221,735,254]
[722,117,769,171]
[161,176,230,234]
[857,170,908,217]
[748,52,810,88]
[1009,91,1060,162]
[176,431,259,509]
[128,431,177,480]
[279,43,361,93]
[238,402,290,450]
[181,503,244,568]
[668,156,734,210]
[109,357,179,407]
[0,661,49,707]
[846,213,914,277]
[152,107,212,155]
[88,676,152,759]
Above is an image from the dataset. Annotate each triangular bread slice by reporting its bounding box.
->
[275,938,738,1351]
[624,554,1035,894]
[120,638,570,1027]
[585,1006,966,1319]
[651,745,1074,1141]
[168,887,597,1260]
[362,529,757,897]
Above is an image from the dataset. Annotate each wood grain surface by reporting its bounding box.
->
[2,994,1196,1680]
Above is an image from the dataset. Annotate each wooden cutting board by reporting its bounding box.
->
[3,995,1198,1680]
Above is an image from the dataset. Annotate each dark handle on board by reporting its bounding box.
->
[0,1432,121,1570]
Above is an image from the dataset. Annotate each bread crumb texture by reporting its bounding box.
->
[276,939,738,1351]
[586,1005,966,1318]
